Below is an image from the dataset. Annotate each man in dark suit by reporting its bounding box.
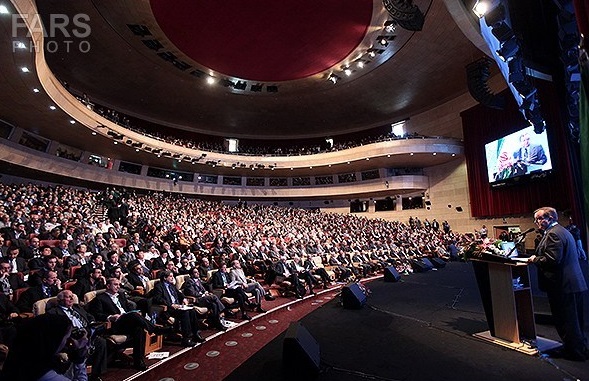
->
[16,270,61,313]
[211,264,251,320]
[182,269,227,330]
[47,290,107,381]
[151,270,205,346]
[88,277,166,370]
[529,207,588,361]
[70,267,106,300]
[1,246,28,275]
[513,132,547,165]
[0,262,27,297]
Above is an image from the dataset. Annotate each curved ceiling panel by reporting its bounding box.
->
[150,0,373,81]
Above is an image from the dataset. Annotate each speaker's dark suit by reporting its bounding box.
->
[534,223,587,359]
[46,304,108,377]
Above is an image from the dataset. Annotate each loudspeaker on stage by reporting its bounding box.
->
[384,266,401,282]
[283,321,321,378]
[341,282,367,309]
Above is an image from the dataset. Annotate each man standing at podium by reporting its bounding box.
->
[528,207,587,361]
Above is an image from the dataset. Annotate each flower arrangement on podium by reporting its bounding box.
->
[462,238,508,261]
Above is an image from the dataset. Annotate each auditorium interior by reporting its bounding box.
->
[0,0,588,380]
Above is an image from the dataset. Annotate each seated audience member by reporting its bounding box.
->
[211,263,251,320]
[230,259,274,313]
[0,262,27,297]
[0,293,18,348]
[17,270,62,313]
[111,266,152,316]
[2,246,28,275]
[104,250,122,278]
[302,254,332,288]
[134,249,152,275]
[70,267,107,300]
[127,260,151,294]
[63,243,90,272]
[291,256,317,296]
[151,270,205,346]
[1,314,77,380]
[182,269,228,329]
[27,244,54,271]
[274,256,305,299]
[88,277,168,370]
[46,290,108,381]
[78,253,105,280]
[28,254,67,286]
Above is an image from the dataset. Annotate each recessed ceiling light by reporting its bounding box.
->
[366,157,370,160]
[410,152,414,156]
[69,120,76,124]
[49,105,56,110]
[433,152,437,155]
[0,5,9,14]
[21,67,29,73]
[206,76,215,85]
[135,148,139,152]
[113,141,118,145]
[15,41,26,49]
[33,88,40,93]
[387,154,391,158]
[452,153,456,157]
[91,131,97,135]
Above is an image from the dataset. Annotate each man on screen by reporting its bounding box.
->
[513,132,547,165]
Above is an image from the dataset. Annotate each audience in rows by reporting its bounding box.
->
[0,182,469,379]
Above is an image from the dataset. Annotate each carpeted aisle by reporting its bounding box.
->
[225,262,589,381]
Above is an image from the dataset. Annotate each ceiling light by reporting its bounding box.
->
[366,157,370,160]
[410,152,414,156]
[69,120,76,124]
[328,74,340,84]
[33,88,40,93]
[343,68,352,76]
[135,148,140,152]
[452,153,456,157]
[91,131,97,135]
[21,67,29,73]
[384,20,396,33]
[206,76,215,85]
[15,41,26,49]
[433,152,437,155]
[367,50,376,58]
[0,5,9,14]
[114,141,118,145]
[472,0,490,18]
[49,106,56,110]
[356,61,365,69]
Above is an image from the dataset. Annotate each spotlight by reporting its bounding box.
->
[206,76,215,85]
[384,20,396,33]
[0,5,9,14]
[234,81,247,90]
[343,67,353,76]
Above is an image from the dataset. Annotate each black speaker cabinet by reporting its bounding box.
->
[421,257,434,269]
[342,282,367,309]
[411,259,431,272]
[430,258,447,268]
[384,266,401,282]
[283,322,320,377]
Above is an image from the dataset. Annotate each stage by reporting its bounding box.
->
[224,262,589,381]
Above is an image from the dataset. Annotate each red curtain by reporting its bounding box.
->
[461,81,576,218]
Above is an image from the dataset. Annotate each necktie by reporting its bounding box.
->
[166,283,178,304]
[524,148,528,160]
[113,295,126,313]
[68,308,85,328]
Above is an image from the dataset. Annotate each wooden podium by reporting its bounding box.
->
[471,259,560,355]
